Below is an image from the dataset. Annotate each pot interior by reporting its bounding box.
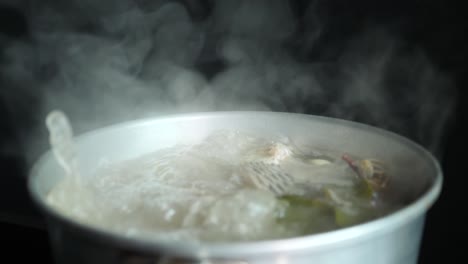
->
[29,112,440,242]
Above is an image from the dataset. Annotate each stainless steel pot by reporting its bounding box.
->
[28,112,442,264]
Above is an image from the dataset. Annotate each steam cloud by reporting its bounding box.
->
[0,0,456,164]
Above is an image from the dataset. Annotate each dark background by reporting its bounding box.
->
[0,0,466,263]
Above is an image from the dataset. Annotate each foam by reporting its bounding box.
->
[46,130,364,242]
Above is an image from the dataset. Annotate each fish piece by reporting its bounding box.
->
[239,161,295,196]
[342,154,389,191]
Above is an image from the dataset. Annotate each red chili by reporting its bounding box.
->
[342,153,359,173]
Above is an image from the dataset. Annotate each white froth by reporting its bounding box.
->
[46,130,356,242]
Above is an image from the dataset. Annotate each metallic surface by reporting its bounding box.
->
[28,112,442,264]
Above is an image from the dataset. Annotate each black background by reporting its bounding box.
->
[0,0,466,263]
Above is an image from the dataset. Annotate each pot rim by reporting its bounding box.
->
[28,111,442,258]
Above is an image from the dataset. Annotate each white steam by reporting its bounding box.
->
[0,0,455,163]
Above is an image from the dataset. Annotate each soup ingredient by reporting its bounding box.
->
[45,112,394,243]
[342,154,390,191]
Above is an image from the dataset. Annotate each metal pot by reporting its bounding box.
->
[28,112,442,264]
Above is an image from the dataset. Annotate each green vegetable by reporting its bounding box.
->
[279,195,329,207]
[333,205,377,227]
[276,172,381,234]
[322,185,377,228]
[277,195,337,234]
[355,179,376,200]
[334,206,360,227]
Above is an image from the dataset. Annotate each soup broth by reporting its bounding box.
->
[46,130,401,242]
